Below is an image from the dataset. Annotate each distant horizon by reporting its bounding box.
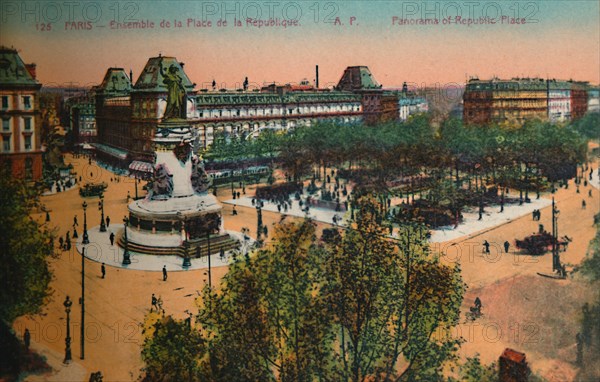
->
[2,1,598,88]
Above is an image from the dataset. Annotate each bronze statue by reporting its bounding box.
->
[159,61,186,119]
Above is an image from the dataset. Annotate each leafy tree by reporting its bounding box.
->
[0,169,56,378]
[0,169,56,324]
[141,315,206,382]
[322,196,465,381]
[198,220,332,381]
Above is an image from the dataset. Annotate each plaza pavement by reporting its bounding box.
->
[77,226,253,271]
[12,153,600,382]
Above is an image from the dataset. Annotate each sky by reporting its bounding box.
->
[1,0,598,89]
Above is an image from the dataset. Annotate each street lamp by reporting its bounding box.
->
[63,296,72,364]
[122,216,131,265]
[82,201,89,245]
[256,202,263,244]
[80,247,85,360]
[98,196,106,232]
[551,197,561,272]
[181,215,191,268]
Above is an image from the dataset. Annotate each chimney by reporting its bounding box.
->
[129,69,133,83]
[25,63,37,79]
[316,65,319,89]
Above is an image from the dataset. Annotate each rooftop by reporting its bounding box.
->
[134,55,195,92]
[0,46,40,87]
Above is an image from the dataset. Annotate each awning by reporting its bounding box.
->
[91,143,128,160]
[129,160,154,174]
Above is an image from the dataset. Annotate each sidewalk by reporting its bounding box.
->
[23,342,88,382]
[75,225,252,271]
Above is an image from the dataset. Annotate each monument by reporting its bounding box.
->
[118,57,239,258]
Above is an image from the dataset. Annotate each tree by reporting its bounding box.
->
[198,220,332,381]
[0,169,56,378]
[0,169,56,324]
[141,315,206,382]
[322,196,465,381]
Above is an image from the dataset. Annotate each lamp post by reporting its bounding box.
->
[82,201,89,244]
[256,202,263,244]
[135,176,139,200]
[122,216,131,265]
[551,197,560,272]
[80,247,85,360]
[63,296,72,364]
[181,215,191,268]
[206,231,212,289]
[98,196,106,232]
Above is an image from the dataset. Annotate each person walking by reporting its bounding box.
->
[232,205,237,215]
[24,328,30,351]
[106,216,110,228]
[151,294,158,311]
[101,263,106,279]
[162,265,168,281]
[109,232,115,246]
[504,240,510,253]
[73,215,78,226]
[483,240,490,254]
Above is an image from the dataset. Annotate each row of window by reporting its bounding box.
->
[2,134,33,152]
[2,116,33,131]
[197,104,360,119]
[1,95,33,110]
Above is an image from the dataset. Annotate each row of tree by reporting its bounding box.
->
[142,197,466,382]
[205,114,597,201]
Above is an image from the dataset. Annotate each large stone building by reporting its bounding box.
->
[0,47,43,180]
[65,93,96,144]
[93,55,381,173]
[463,77,591,126]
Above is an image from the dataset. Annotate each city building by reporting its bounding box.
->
[93,55,367,172]
[0,47,43,180]
[336,66,399,125]
[64,93,96,144]
[463,77,591,126]
[395,82,429,121]
[588,87,600,113]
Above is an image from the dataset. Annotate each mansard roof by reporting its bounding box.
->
[0,46,40,88]
[134,55,195,92]
[95,68,131,95]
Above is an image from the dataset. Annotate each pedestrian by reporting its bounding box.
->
[232,205,237,215]
[263,225,268,237]
[45,211,50,222]
[483,240,490,254]
[101,263,106,279]
[73,215,78,226]
[24,328,30,351]
[219,247,225,260]
[237,191,241,199]
[59,237,64,248]
[127,191,131,202]
[162,265,167,281]
[109,232,115,246]
[151,293,158,311]
[582,200,586,209]
[504,240,510,253]
[106,216,110,228]
[532,210,536,220]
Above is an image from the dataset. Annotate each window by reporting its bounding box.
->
[3,136,10,151]
[24,117,32,130]
[25,157,33,179]
[24,135,32,150]
[1,96,8,109]
[2,118,9,131]
[23,96,31,110]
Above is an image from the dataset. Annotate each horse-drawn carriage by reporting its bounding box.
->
[79,182,108,197]
[515,230,571,256]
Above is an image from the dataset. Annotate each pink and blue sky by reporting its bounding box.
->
[1,1,598,88]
